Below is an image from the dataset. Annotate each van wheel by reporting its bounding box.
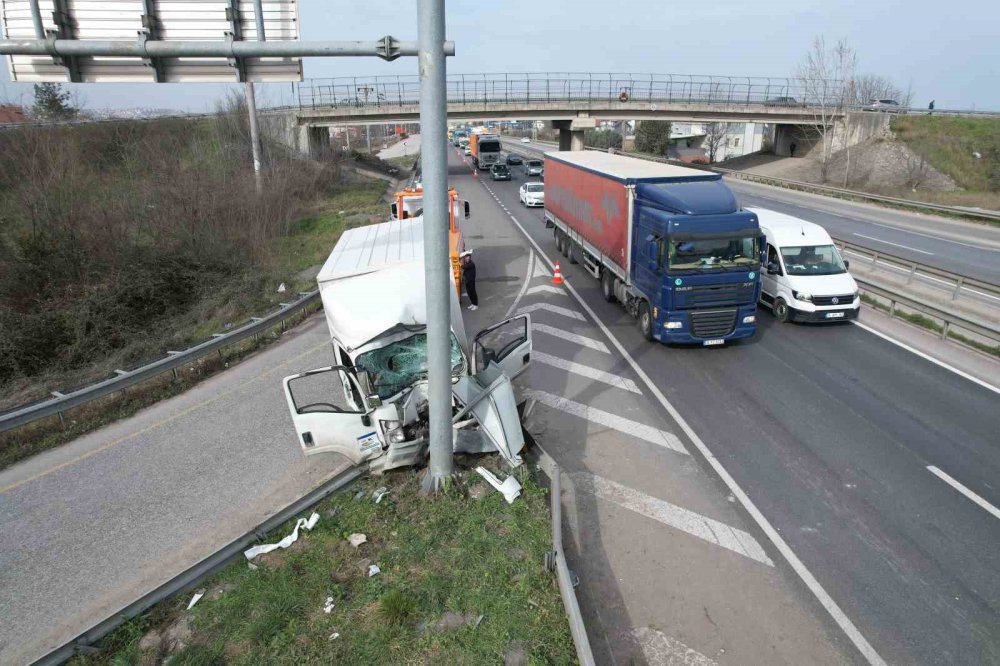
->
[773,298,791,323]
[601,271,616,303]
[638,302,654,341]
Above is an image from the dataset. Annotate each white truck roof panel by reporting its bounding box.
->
[317,218,424,283]
[544,150,715,181]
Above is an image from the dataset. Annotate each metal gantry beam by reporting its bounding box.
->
[139,0,164,82]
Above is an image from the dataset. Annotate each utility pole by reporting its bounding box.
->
[246,0,266,193]
[418,0,454,493]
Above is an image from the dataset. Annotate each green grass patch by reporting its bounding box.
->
[386,154,419,171]
[891,115,1000,193]
[69,468,576,665]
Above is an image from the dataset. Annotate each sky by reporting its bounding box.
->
[1,0,998,112]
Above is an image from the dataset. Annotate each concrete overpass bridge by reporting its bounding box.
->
[272,72,856,155]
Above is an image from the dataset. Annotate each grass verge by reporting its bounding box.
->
[861,294,1000,358]
[68,464,576,665]
[0,176,390,471]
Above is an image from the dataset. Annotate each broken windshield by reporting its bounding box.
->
[354,333,467,400]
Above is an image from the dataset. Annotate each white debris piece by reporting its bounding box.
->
[368,564,381,577]
[323,597,336,614]
[243,512,320,561]
[329,632,341,641]
[247,562,258,571]
[187,590,205,610]
[372,487,389,504]
[475,467,522,504]
[348,533,368,548]
[277,282,287,293]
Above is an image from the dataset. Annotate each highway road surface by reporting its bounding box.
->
[486,141,1000,665]
[506,139,1000,285]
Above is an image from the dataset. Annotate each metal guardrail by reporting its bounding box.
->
[855,277,1000,346]
[0,289,321,435]
[831,238,1000,301]
[32,464,364,666]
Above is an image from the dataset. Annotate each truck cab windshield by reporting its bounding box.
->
[779,244,846,276]
[354,333,467,400]
[668,236,760,271]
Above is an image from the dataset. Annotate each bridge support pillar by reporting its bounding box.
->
[553,118,596,151]
[298,125,330,159]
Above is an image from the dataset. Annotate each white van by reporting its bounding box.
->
[751,208,860,323]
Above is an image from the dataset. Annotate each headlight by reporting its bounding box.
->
[853,291,859,300]
[379,420,406,443]
[663,321,683,330]
[792,290,812,302]
[742,315,756,324]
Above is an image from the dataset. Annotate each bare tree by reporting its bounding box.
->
[796,36,857,182]
[852,74,903,106]
[704,122,729,163]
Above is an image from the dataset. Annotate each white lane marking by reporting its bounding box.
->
[853,233,934,255]
[527,390,687,454]
[851,322,1000,395]
[927,466,1000,520]
[533,323,610,353]
[494,186,888,666]
[574,473,772,566]
[631,627,719,666]
[517,302,586,321]
[527,284,563,296]
[504,250,535,319]
[533,351,642,394]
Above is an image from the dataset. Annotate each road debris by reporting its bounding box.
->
[186,589,205,610]
[243,512,320,560]
[348,533,367,547]
[328,632,341,641]
[475,467,522,504]
[323,597,336,614]
[372,486,390,503]
[368,564,381,577]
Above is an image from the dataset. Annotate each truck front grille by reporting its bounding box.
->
[689,309,737,338]
[677,283,756,309]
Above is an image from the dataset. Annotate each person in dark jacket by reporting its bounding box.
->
[461,250,478,310]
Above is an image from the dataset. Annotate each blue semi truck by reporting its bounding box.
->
[544,151,763,345]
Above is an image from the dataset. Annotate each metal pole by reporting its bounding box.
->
[245,0,266,193]
[417,0,454,493]
[28,0,44,39]
[0,38,455,58]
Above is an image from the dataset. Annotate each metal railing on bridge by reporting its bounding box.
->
[297,72,847,110]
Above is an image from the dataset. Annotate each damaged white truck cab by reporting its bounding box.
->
[281,217,532,473]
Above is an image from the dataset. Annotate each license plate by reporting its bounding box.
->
[825,312,845,319]
[703,339,725,346]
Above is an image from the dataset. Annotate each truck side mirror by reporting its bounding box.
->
[464,201,471,218]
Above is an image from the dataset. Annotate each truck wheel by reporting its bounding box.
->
[554,231,563,254]
[601,271,616,303]
[773,298,791,323]
[560,234,570,258]
[568,241,579,264]
[639,302,654,341]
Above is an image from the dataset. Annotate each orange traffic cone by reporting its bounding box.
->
[552,261,564,285]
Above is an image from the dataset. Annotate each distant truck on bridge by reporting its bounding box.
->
[544,151,763,345]
[469,133,503,170]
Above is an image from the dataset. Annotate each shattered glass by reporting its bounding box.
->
[355,333,466,399]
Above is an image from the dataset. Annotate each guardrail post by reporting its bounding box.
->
[951,276,964,301]
[888,299,896,318]
[940,320,950,339]
[871,252,879,268]
[907,264,917,284]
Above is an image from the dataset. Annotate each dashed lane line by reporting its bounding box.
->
[533,323,610,354]
[572,472,773,566]
[927,465,1000,521]
[526,389,687,455]
[532,351,642,395]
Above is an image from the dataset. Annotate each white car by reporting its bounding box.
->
[751,208,860,323]
[463,146,472,156]
[521,137,531,143]
[519,182,544,207]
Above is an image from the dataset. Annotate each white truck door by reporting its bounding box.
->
[282,367,383,465]
[452,364,525,467]
[473,314,532,378]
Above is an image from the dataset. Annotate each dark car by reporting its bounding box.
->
[490,164,511,181]
[506,153,523,166]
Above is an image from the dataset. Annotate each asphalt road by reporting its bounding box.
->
[483,151,1000,665]
[0,317,351,665]
[504,139,1000,285]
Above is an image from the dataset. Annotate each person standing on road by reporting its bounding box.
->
[461,250,479,311]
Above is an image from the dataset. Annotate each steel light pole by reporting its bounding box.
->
[417,0,454,493]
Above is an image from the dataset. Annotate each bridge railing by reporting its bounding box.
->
[297,72,847,110]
